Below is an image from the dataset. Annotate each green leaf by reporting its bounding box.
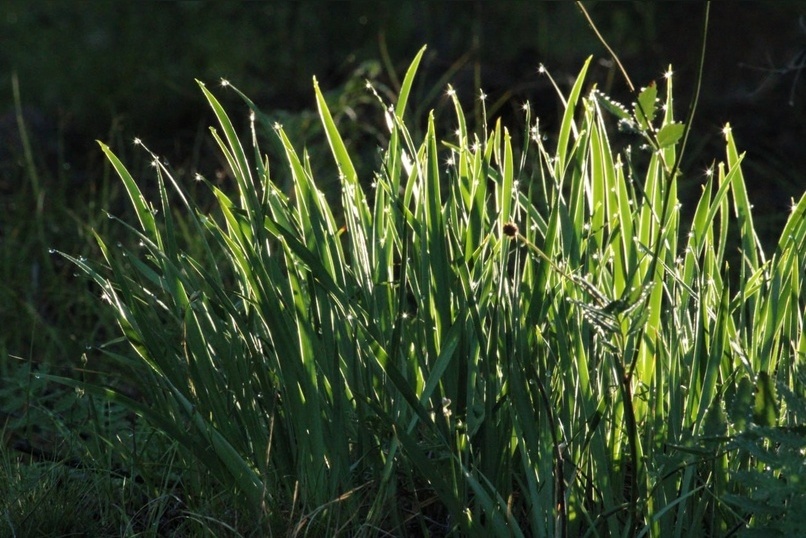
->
[753,371,779,427]
[702,396,728,438]
[593,89,631,121]
[728,378,752,431]
[634,81,658,130]
[656,122,685,148]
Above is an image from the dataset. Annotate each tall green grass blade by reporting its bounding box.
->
[198,82,261,216]
[554,56,591,179]
[98,142,159,246]
[394,45,426,120]
[723,125,764,271]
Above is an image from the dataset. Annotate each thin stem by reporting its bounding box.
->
[670,2,711,181]
[575,2,634,93]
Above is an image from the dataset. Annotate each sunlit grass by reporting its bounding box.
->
[49,46,806,535]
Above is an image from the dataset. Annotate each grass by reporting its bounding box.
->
[2,43,805,535]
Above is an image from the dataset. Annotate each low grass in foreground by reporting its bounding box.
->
[48,47,806,536]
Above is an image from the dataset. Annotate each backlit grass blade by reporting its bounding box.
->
[197,80,261,217]
[276,126,345,287]
[395,45,426,120]
[313,76,375,295]
[497,127,515,236]
[776,191,806,253]
[554,56,591,180]
[98,141,159,246]
[723,125,764,271]
[313,77,360,192]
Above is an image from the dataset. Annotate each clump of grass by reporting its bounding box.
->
[52,46,806,535]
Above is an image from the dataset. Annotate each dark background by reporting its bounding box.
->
[1,1,805,255]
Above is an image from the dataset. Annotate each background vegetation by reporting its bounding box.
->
[1,2,805,536]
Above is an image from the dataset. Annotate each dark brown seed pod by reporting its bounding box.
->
[503,222,519,238]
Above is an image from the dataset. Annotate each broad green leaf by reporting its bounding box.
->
[634,81,658,130]
[656,122,685,148]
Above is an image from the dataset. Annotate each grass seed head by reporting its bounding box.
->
[503,222,519,238]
